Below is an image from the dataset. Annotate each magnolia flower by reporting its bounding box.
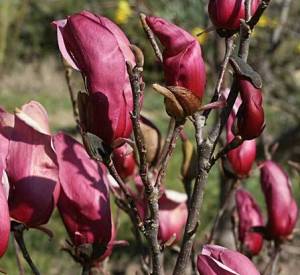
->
[235,188,264,255]
[0,168,10,257]
[146,15,206,119]
[158,190,188,244]
[226,112,256,177]
[197,245,260,275]
[236,78,265,140]
[53,133,113,265]
[222,88,256,177]
[0,101,59,227]
[208,0,260,31]
[112,143,136,180]
[260,161,298,240]
[134,186,188,244]
[53,11,136,146]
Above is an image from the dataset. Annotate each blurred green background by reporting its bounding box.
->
[0,0,300,274]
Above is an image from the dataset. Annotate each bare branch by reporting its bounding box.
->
[173,1,273,273]
[203,35,236,119]
[140,13,163,63]
[127,48,162,274]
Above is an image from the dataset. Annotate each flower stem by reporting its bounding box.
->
[12,222,40,275]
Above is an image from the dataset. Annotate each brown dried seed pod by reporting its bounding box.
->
[167,86,202,116]
[152,83,185,120]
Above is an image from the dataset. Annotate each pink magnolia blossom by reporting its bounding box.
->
[53,11,136,146]
[226,112,256,177]
[0,101,59,227]
[53,133,113,264]
[222,89,256,177]
[0,168,10,257]
[197,245,260,275]
[208,0,260,31]
[236,79,265,140]
[112,143,136,180]
[260,161,298,240]
[146,16,206,100]
[134,186,188,244]
[235,188,264,255]
[158,190,188,244]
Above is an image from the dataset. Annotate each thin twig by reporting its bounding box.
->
[127,50,162,274]
[155,122,183,187]
[12,222,40,275]
[81,265,91,275]
[155,118,176,169]
[173,112,211,275]
[140,13,163,63]
[245,0,253,21]
[270,0,293,51]
[231,211,239,250]
[13,238,25,275]
[173,1,272,273]
[203,35,236,119]
[64,65,80,128]
[210,137,243,167]
[262,242,281,275]
[105,158,145,233]
[248,0,272,29]
[207,179,239,243]
[270,250,280,275]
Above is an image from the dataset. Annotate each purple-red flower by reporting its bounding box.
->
[53,11,136,146]
[0,168,10,257]
[236,78,265,140]
[260,161,298,240]
[112,143,136,181]
[208,0,260,31]
[0,101,59,227]
[134,187,188,245]
[222,88,256,177]
[235,188,264,255]
[53,133,113,264]
[157,190,188,244]
[197,244,260,275]
[146,16,206,100]
[226,112,256,177]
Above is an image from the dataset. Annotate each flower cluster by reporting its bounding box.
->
[0,5,298,275]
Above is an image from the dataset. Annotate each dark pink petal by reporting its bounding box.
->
[208,0,260,31]
[4,102,59,227]
[202,245,260,275]
[235,188,264,255]
[146,16,206,99]
[53,133,112,257]
[51,19,79,70]
[237,79,265,140]
[197,255,238,275]
[16,101,51,135]
[112,143,136,180]
[0,168,10,257]
[226,112,256,177]
[260,161,298,239]
[158,190,188,244]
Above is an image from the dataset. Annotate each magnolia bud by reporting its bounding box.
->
[197,245,260,275]
[236,78,265,140]
[208,0,260,31]
[260,161,298,240]
[236,188,264,255]
[53,11,137,146]
[54,133,113,265]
